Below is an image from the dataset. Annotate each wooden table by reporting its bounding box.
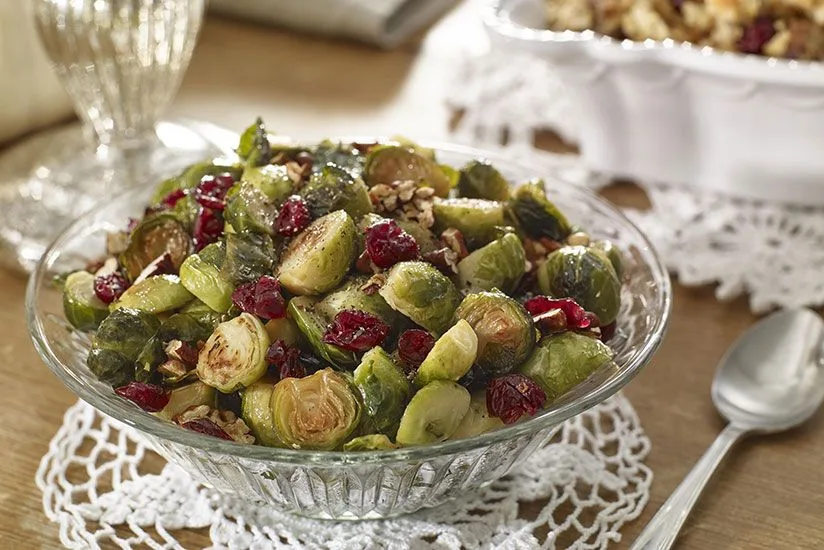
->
[2,4,823,549]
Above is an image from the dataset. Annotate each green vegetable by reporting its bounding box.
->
[300,163,373,220]
[154,381,216,421]
[62,271,109,331]
[111,275,193,314]
[353,347,411,437]
[270,368,362,450]
[263,316,302,346]
[224,182,277,235]
[316,277,397,326]
[241,164,294,204]
[120,214,192,281]
[507,181,571,242]
[343,434,398,451]
[591,239,624,279]
[519,331,613,401]
[135,337,165,382]
[158,300,224,343]
[454,291,536,377]
[432,198,506,249]
[456,233,526,294]
[241,380,281,447]
[458,160,510,201]
[150,161,242,205]
[450,390,504,439]
[287,296,358,368]
[278,210,357,295]
[236,117,271,166]
[179,253,234,313]
[395,220,440,255]
[87,308,161,386]
[395,380,470,446]
[414,320,478,386]
[312,140,366,178]
[363,146,450,198]
[537,245,622,325]
[221,232,275,286]
[378,261,462,335]
[196,313,270,392]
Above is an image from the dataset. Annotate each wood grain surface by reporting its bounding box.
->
[1,4,823,548]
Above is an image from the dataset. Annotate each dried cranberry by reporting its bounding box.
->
[397,329,435,369]
[486,374,546,425]
[193,174,235,210]
[232,275,286,320]
[192,207,224,251]
[600,322,617,342]
[161,188,187,209]
[365,220,419,269]
[276,196,311,237]
[93,272,130,304]
[114,382,170,412]
[279,349,306,379]
[180,418,233,441]
[133,252,176,283]
[322,310,390,352]
[524,296,591,330]
[266,339,291,366]
[738,16,776,54]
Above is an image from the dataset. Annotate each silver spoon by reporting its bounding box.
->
[631,308,824,550]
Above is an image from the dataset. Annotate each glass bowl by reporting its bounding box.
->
[26,141,671,520]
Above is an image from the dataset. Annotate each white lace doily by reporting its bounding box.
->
[36,394,650,549]
[447,46,824,313]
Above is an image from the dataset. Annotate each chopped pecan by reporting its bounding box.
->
[175,405,255,444]
[423,247,460,275]
[440,228,469,260]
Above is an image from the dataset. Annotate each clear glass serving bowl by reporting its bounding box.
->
[26,142,671,520]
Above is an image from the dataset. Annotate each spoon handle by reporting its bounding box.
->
[630,424,747,550]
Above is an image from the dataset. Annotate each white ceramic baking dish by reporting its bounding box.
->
[484,0,824,205]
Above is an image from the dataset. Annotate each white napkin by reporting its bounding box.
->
[209,0,454,49]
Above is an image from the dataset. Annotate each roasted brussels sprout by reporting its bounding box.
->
[343,434,398,451]
[450,390,504,439]
[278,210,357,295]
[157,300,224,343]
[432,198,506,249]
[518,331,613,401]
[457,160,510,201]
[414,320,478,386]
[237,117,271,166]
[456,233,526,294]
[179,253,234,313]
[454,291,536,377]
[196,313,270,392]
[120,213,192,281]
[270,368,362,450]
[150,161,242,205]
[395,380,470,446]
[591,239,624,279]
[353,347,411,437]
[241,379,281,447]
[62,271,109,331]
[154,381,216,421]
[395,220,440,255]
[221,232,275,287]
[224,182,277,236]
[313,140,366,178]
[300,163,373,220]
[263,316,302,346]
[287,296,358,368]
[507,181,572,242]
[241,164,294,204]
[87,308,161,386]
[378,261,462,335]
[111,275,193,314]
[134,337,166,382]
[316,277,397,327]
[537,245,622,325]
[363,146,450,198]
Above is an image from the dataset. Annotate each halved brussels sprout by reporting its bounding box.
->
[537,245,622,325]
[154,381,216,421]
[312,140,366,178]
[241,164,294,204]
[278,210,357,295]
[343,434,398,451]
[121,213,192,281]
[378,261,461,335]
[241,379,281,447]
[457,160,510,201]
[237,117,271,166]
[62,271,109,331]
[591,239,624,279]
[395,380,470,446]
[300,163,373,220]
[111,275,193,314]
[450,390,504,439]
[363,146,450,198]
[415,320,478,386]
[387,136,436,161]
[224,182,277,236]
[180,254,234,313]
[87,308,161,386]
[353,347,411,437]
[158,300,225,343]
[287,296,358,368]
[196,313,270,392]
[150,161,242,205]
[221,232,275,286]
[454,291,536,377]
[316,277,397,326]
[519,331,613,401]
[270,368,362,450]
[432,198,506,249]
[507,181,572,242]
[456,233,526,294]
[134,336,166,382]
[264,316,302,346]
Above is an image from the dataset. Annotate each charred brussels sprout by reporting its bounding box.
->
[454,291,536,377]
[111,275,193,314]
[353,347,410,437]
[270,368,362,450]
[519,331,613,401]
[432,198,506,249]
[241,164,294,204]
[457,233,526,294]
[120,213,192,281]
[278,210,357,295]
[396,380,470,446]
[316,277,397,327]
[224,182,277,235]
[450,390,504,439]
[591,239,624,279]
[154,381,216,421]
[236,117,271,166]
[537,245,622,325]
[287,296,358,368]
[457,160,510,201]
[363,146,450,198]
[300,163,373,220]
[241,380,281,447]
[378,261,461,335]
[196,313,270,392]
[343,434,398,451]
[221,232,275,286]
[414,320,478,386]
[507,181,572,242]
[62,271,109,331]
[87,308,161,386]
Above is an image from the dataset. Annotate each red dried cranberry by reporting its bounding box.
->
[180,418,233,441]
[486,374,546,424]
[279,349,306,379]
[600,322,617,342]
[266,339,291,366]
[93,272,130,304]
[397,329,435,369]
[232,275,286,320]
[276,196,311,237]
[738,17,775,54]
[161,188,187,209]
[322,310,390,352]
[193,174,235,210]
[114,382,170,412]
[192,207,224,251]
[365,220,419,269]
[524,296,591,330]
